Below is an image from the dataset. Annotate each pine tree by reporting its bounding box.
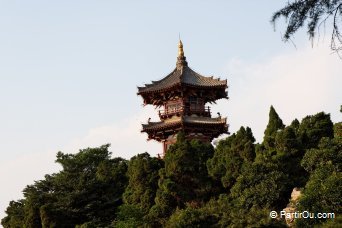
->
[297,112,334,149]
[297,137,342,227]
[207,126,256,190]
[123,153,163,213]
[114,153,163,226]
[263,106,285,150]
[148,133,215,226]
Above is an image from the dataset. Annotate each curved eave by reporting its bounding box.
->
[138,82,227,95]
[142,121,181,132]
[142,117,228,132]
[137,68,180,94]
[137,83,181,96]
[137,65,228,95]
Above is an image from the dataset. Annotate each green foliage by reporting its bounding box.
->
[123,153,163,213]
[23,177,55,228]
[271,0,342,54]
[260,111,334,191]
[166,206,218,228]
[230,159,288,210]
[2,144,128,228]
[148,134,216,225]
[296,137,342,227]
[1,200,25,228]
[263,105,285,150]
[334,121,342,138]
[301,137,341,173]
[321,214,342,227]
[290,118,300,132]
[113,204,144,228]
[224,204,286,227]
[50,145,128,227]
[275,126,300,156]
[298,112,334,149]
[115,153,163,226]
[1,109,341,227]
[162,135,215,205]
[75,221,99,228]
[207,126,255,189]
[207,193,286,227]
[275,126,308,188]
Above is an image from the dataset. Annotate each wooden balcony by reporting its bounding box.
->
[159,105,211,119]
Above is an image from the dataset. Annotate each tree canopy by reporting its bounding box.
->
[2,107,341,227]
[2,145,128,228]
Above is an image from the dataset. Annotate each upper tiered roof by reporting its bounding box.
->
[138,65,227,94]
[137,41,228,100]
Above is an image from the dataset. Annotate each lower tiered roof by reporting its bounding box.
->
[142,116,228,141]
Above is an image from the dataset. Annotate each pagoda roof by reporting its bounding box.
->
[138,40,227,95]
[142,116,228,132]
[137,64,227,94]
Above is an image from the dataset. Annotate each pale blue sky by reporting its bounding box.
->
[0,1,341,222]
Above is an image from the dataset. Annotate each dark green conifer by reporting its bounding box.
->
[123,153,163,213]
[297,112,334,149]
[148,133,215,226]
[263,105,285,149]
[296,137,342,227]
[207,126,255,189]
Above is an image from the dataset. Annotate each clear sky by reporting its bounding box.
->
[0,0,341,222]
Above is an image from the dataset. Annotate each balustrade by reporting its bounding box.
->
[159,105,211,118]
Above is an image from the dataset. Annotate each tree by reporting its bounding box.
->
[1,200,25,228]
[165,207,218,228]
[230,159,289,211]
[296,137,342,227]
[22,176,56,228]
[263,105,285,150]
[207,126,256,190]
[271,0,342,55]
[334,121,342,138]
[51,145,128,227]
[297,112,334,149]
[123,153,163,213]
[148,133,216,226]
[275,126,308,188]
[114,153,163,226]
[2,108,340,227]
[213,158,288,227]
[113,204,145,228]
[1,145,129,228]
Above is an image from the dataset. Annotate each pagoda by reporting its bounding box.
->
[137,41,228,155]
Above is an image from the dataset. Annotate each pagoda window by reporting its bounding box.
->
[188,96,204,111]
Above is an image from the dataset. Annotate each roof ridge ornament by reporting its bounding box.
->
[178,40,184,57]
[176,39,188,68]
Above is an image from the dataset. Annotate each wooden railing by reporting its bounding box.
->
[159,106,211,118]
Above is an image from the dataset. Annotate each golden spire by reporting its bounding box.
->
[178,40,184,57]
[176,39,187,68]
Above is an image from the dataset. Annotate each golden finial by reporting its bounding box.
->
[178,40,184,57]
[176,38,188,68]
